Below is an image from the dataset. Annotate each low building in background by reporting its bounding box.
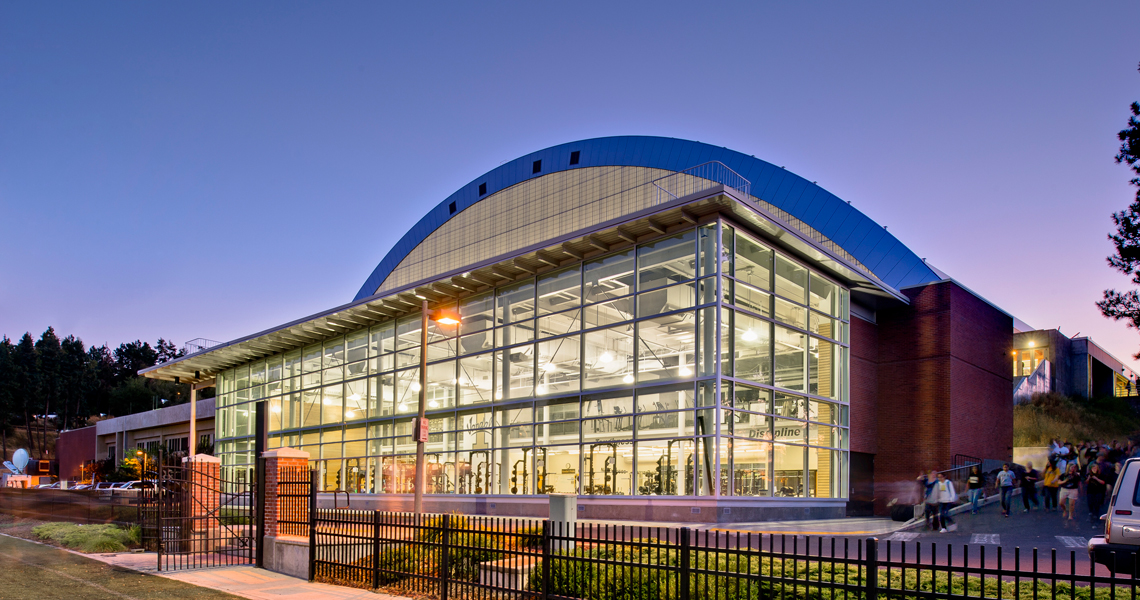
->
[1012,327,1139,401]
[56,398,216,481]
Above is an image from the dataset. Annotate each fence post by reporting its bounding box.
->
[865,537,879,600]
[541,520,552,600]
[679,527,691,600]
[439,514,450,600]
[308,469,317,582]
[372,510,381,589]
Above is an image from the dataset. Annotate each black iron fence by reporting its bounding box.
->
[0,487,140,526]
[277,466,314,538]
[311,511,1140,600]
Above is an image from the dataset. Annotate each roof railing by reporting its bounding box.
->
[183,338,221,356]
[652,161,751,205]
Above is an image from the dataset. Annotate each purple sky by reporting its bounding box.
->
[2,3,1139,368]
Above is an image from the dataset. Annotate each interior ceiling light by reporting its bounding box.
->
[322,398,332,405]
[345,410,356,419]
[348,394,360,401]
[410,382,422,392]
[536,384,547,394]
[398,403,408,411]
[270,405,281,414]
[742,330,758,342]
[542,363,557,372]
[599,352,614,363]
[622,374,635,384]
[428,400,439,408]
[679,366,692,376]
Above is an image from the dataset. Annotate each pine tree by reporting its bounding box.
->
[1098,64,1140,356]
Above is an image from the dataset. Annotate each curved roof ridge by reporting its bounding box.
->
[354,136,938,301]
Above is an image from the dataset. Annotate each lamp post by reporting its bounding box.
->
[413,300,460,523]
[136,450,146,480]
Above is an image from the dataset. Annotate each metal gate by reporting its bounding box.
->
[140,463,256,571]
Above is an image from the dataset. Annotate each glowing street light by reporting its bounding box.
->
[414,302,461,522]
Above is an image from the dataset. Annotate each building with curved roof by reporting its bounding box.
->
[144,136,1013,522]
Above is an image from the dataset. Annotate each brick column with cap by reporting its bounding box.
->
[182,453,221,532]
[262,448,311,538]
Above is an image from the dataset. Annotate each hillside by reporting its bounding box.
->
[1014,393,1140,447]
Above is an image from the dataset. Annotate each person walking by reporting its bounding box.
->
[918,470,940,531]
[967,465,985,514]
[1058,463,1081,521]
[935,472,958,532]
[1021,461,1041,512]
[1042,459,1061,512]
[995,463,1016,517]
[1086,463,1109,529]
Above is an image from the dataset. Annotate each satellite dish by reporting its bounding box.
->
[12,449,30,474]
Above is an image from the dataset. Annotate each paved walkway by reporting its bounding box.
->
[0,534,405,600]
[584,516,907,536]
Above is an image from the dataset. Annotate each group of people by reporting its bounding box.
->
[918,438,1138,532]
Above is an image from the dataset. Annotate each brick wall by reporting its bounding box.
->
[263,448,310,539]
[864,280,1012,512]
[849,315,879,455]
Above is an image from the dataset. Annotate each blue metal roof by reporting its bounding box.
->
[354,136,940,301]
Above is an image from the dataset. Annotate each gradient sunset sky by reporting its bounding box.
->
[2,2,1139,368]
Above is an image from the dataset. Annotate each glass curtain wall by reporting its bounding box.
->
[214,218,850,499]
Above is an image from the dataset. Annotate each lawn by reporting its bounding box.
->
[0,533,243,600]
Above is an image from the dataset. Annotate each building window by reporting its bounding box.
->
[213,218,850,499]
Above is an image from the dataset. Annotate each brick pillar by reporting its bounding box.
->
[183,453,221,532]
[262,448,310,538]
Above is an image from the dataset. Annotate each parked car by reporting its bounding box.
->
[119,480,155,490]
[71,483,92,490]
[94,482,118,490]
[1088,457,1140,575]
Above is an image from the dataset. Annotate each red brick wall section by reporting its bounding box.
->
[57,426,96,481]
[948,284,1014,462]
[183,454,221,532]
[871,280,1012,512]
[262,448,310,539]
[849,315,879,454]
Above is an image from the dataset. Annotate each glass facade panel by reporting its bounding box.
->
[214,219,850,501]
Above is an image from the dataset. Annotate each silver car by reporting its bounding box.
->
[1089,457,1140,574]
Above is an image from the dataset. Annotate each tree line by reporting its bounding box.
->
[0,327,206,461]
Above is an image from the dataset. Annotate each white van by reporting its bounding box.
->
[1088,457,1140,575]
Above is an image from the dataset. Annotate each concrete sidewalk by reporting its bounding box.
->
[581,516,907,536]
[38,545,405,600]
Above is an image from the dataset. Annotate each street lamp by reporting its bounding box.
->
[135,450,146,480]
[413,300,460,522]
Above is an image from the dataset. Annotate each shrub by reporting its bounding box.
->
[32,522,137,554]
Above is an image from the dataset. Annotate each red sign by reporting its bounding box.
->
[415,417,430,443]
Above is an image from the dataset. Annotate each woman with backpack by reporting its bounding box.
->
[935,471,958,532]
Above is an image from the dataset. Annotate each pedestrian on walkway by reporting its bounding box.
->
[967,465,985,514]
[918,470,940,530]
[995,463,1016,517]
[935,472,958,532]
[1042,458,1061,512]
[1021,461,1040,512]
[1086,463,1109,528]
[1058,463,1081,521]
